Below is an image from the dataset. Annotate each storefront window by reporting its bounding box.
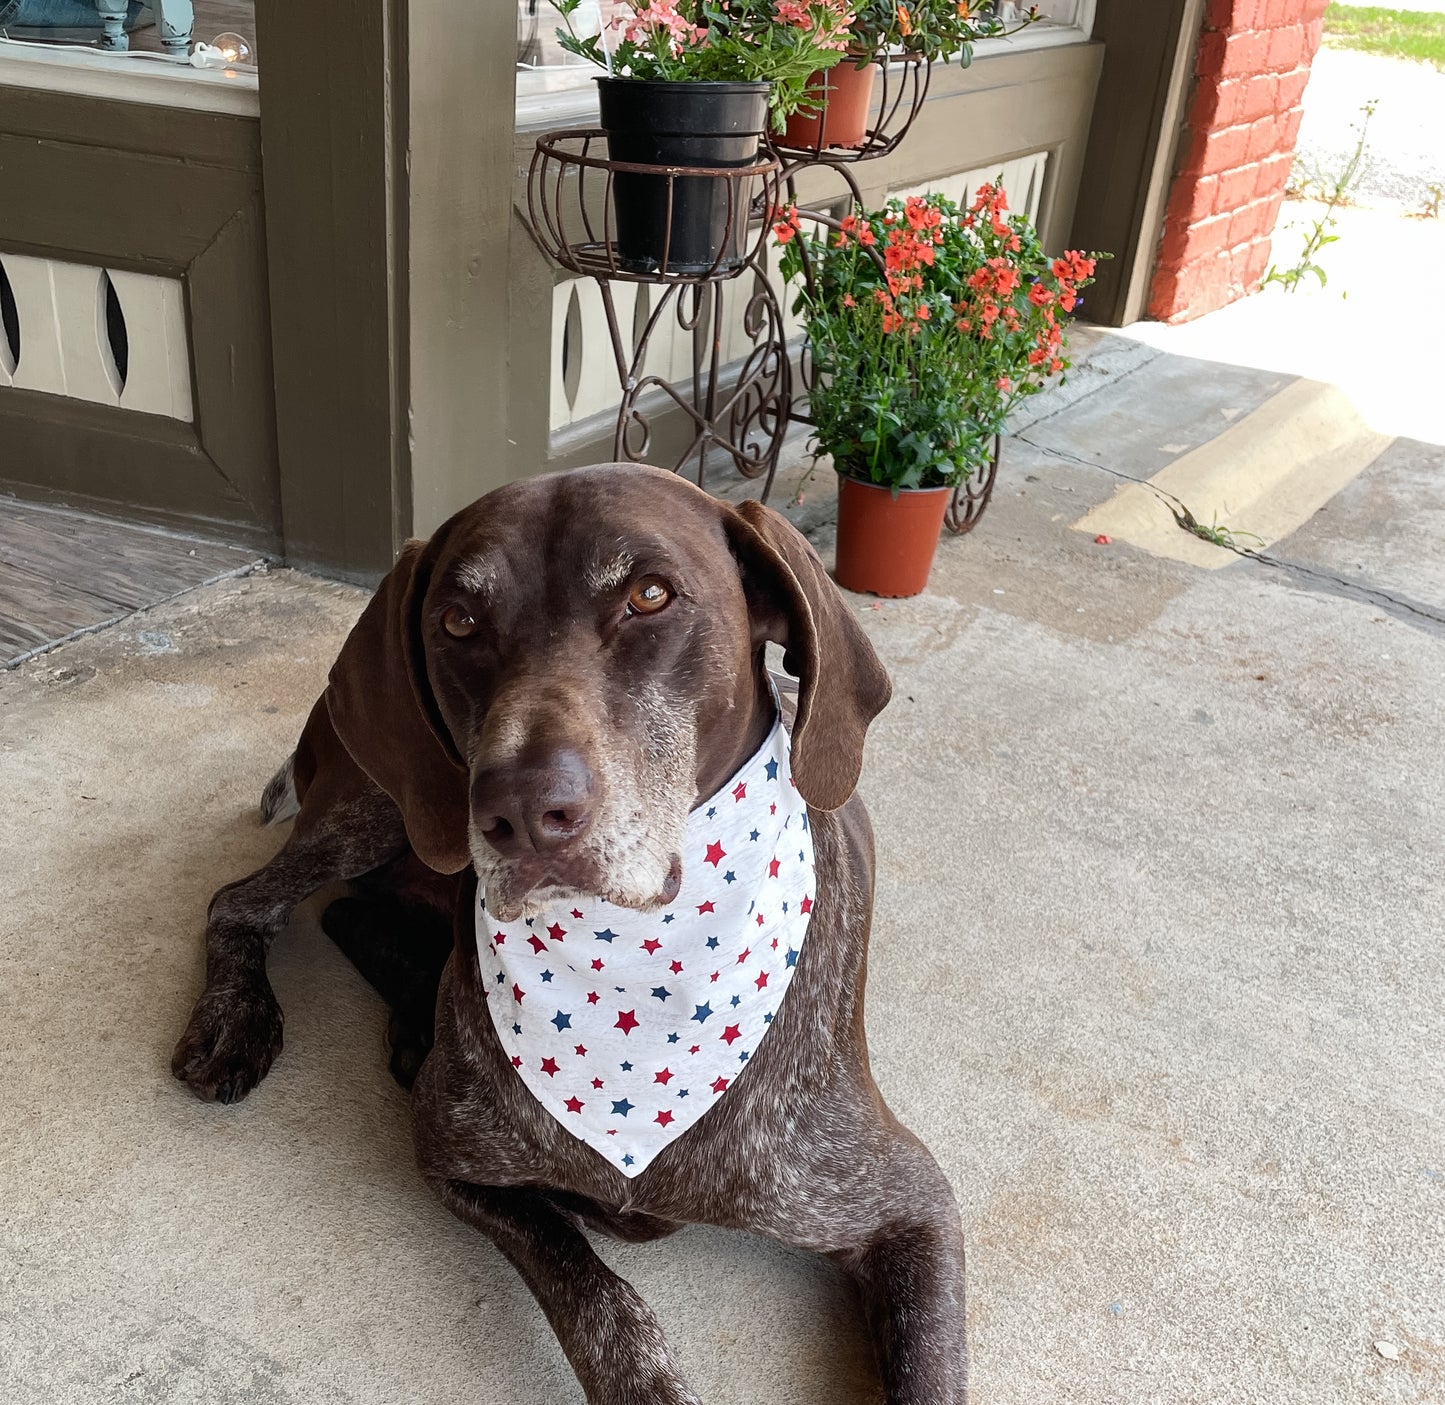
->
[0,0,258,107]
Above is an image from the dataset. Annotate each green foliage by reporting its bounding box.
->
[846,0,1022,66]
[1265,99,1375,294]
[1324,5,1445,69]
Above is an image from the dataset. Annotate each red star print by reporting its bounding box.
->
[547,922,567,942]
[565,1096,584,1113]
[710,1076,729,1094]
[527,935,548,955]
[732,782,747,802]
[586,991,600,1004]
[771,938,778,949]
[755,971,769,990]
[737,947,750,964]
[800,895,813,915]
[615,1009,639,1035]
[670,959,684,974]
[756,912,765,926]
[511,1055,522,1068]
[540,1057,560,1077]
[654,1067,673,1085]
[591,958,605,971]
[493,931,506,945]
[720,1024,742,1045]
[574,1044,588,1057]
[641,938,662,955]
[689,1044,700,1054]
[710,970,720,983]
[512,984,525,1004]
[768,856,780,878]
[570,909,583,919]
[591,1077,604,1089]
[655,1109,675,1127]
[704,841,726,867]
[769,803,776,815]
[697,900,716,915]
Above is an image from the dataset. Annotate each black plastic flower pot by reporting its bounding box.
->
[597,78,770,276]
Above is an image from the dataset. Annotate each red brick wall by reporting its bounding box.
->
[1148,0,1329,323]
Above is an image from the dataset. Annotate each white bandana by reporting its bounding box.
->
[475,709,815,1177]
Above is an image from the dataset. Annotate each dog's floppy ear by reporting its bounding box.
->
[725,498,891,810]
[325,539,471,874]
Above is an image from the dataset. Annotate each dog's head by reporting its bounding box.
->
[326,464,890,920]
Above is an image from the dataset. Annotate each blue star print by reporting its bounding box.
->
[541,970,554,983]
[785,948,799,968]
[651,986,671,1002]
[620,1060,633,1071]
[723,870,737,884]
[612,1099,634,1117]
[730,995,741,1007]
[706,936,719,950]
[692,1002,713,1023]
[749,829,760,842]
[765,758,778,781]
[594,928,618,943]
[667,1033,680,1044]
[551,1010,572,1031]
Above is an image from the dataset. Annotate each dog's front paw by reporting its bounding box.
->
[171,981,284,1103]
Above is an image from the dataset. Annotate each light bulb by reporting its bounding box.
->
[210,32,254,66]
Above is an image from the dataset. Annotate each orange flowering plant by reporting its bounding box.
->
[845,0,1027,66]
[774,184,1100,490]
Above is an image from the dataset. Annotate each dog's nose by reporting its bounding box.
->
[472,749,597,857]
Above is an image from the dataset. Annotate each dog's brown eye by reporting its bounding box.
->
[441,605,479,638]
[626,577,673,616]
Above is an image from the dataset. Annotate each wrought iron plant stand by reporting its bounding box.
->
[525,52,1000,530]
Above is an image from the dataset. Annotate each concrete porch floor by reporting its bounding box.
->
[2,348,1443,1402]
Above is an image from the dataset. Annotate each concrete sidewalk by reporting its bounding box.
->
[3,346,1444,1402]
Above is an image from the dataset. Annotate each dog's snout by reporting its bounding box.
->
[473,748,597,857]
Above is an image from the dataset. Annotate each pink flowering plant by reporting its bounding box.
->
[774,184,1100,490]
[551,0,856,125]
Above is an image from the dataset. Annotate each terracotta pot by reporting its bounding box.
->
[834,475,951,598]
[780,58,878,151]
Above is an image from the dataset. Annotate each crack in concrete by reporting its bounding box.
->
[1017,434,1445,637]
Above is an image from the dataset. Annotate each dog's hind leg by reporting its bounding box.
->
[171,698,411,1104]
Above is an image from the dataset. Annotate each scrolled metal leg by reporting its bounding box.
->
[944,434,1002,536]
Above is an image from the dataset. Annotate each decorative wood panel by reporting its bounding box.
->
[0,252,192,419]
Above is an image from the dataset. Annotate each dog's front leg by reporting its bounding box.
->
[172,776,408,1103]
[436,1179,702,1405]
[829,1146,970,1405]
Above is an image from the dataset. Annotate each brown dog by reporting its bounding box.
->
[172,463,968,1404]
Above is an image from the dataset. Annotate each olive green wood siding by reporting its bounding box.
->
[0,88,279,548]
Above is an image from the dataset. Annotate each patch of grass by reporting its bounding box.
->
[1324,5,1445,69]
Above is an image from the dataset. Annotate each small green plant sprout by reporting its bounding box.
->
[1170,503,1263,552]
[1264,98,1377,294]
